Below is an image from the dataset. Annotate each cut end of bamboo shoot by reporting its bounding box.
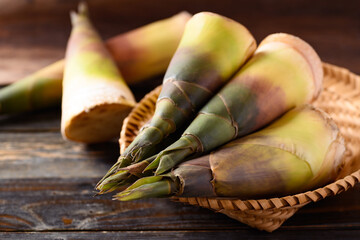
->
[62,101,134,143]
[62,2,136,143]
[259,33,323,101]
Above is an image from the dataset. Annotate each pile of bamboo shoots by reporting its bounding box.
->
[0,3,346,201]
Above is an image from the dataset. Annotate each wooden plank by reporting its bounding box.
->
[0,230,360,240]
[0,109,60,131]
[0,178,359,232]
[0,131,118,178]
[0,178,240,231]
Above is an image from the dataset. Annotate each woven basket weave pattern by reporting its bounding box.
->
[119,63,360,232]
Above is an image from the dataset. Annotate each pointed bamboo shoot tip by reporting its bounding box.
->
[155,160,173,175]
[78,1,89,16]
[143,163,157,173]
[70,11,78,25]
[177,11,192,19]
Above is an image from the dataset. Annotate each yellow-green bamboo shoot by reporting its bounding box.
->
[0,11,191,115]
[61,4,135,143]
[97,12,256,189]
[115,105,345,200]
[146,33,324,175]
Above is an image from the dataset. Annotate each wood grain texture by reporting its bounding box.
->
[0,178,239,232]
[0,109,60,131]
[0,230,360,240]
[0,132,118,178]
[0,178,359,232]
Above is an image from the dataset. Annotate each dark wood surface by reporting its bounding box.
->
[1,0,360,85]
[1,0,360,239]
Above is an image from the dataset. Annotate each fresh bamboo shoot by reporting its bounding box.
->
[97,12,256,189]
[61,3,135,143]
[146,33,324,175]
[115,105,345,200]
[0,11,191,115]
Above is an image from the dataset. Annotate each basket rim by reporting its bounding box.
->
[172,169,360,211]
[120,62,360,211]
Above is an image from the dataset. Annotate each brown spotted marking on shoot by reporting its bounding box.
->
[226,76,288,136]
[107,11,191,83]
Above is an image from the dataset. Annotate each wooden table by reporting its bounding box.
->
[1,0,359,239]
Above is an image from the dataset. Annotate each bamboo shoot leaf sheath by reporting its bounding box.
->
[96,12,256,190]
[114,105,345,201]
[146,33,324,175]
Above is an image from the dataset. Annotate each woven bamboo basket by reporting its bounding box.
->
[119,63,360,232]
